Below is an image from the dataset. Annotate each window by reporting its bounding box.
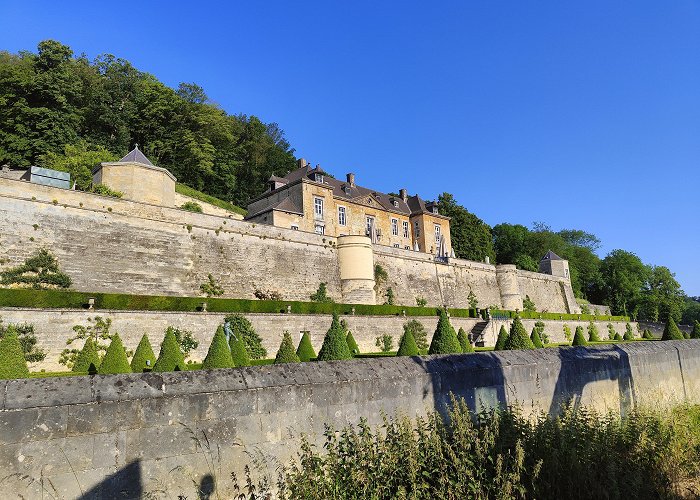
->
[405,246,410,250]
[432,206,438,214]
[338,206,346,226]
[402,221,409,238]
[391,218,398,236]
[315,173,324,183]
[434,224,441,243]
[314,197,324,220]
[393,243,400,248]
[366,216,374,236]
[414,221,420,237]
[393,200,399,207]
[314,224,325,235]
[291,224,298,230]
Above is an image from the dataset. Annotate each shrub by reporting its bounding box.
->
[296,331,316,362]
[384,287,395,305]
[562,324,572,342]
[131,334,156,372]
[0,248,71,289]
[428,310,461,355]
[0,318,46,362]
[310,283,333,303]
[167,326,198,359]
[607,323,617,340]
[396,330,419,356]
[403,320,428,354]
[98,333,131,374]
[624,323,635,341]
[254,288,283,301]
[494,325,509,351]
[202,326,234,369]
[275,331,301,364]
[180,201,203,213]
[0,327,29,379]
[345,331,360,356]
[504,317,535,350]
[153,328,185,372]
[523,295,536,312]
[572,326,587,346]
[693,321,700,340]
[73,337,100,373]
[662,317,684,341]
[534,320,548,344]
[374,264,388,291]
[467,289,478,309]
[614,332,623,341]
[530,327,544,348]
[643,329,654,340]
[375,334,394,353]
[200,274,224,297]
[587,322,601,342]
[229,330,251,367]
[318,313,352,361]
[458,327,474,353]
[415,296,427,307]
[60,316,113,368]
[90,183,123,198]
[224,314,266,359]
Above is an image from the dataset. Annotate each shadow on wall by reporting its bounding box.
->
[77,459,142,499]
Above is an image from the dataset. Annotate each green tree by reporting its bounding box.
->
[0,318,46,362]
[130,334,156,372]
[623,323,635,341]
[317,313,352,361]
[396,330,419,356]
[522,295,536,313]
[587,322,601,342]
[607,323,617,340]
[310,282,333,303]
[296,331,316,361]
[530,327,544,348]
[38,141,117,190]
[692,321,700,340]
[428,310,461,355]
[153,328,185,372]
[202,326,234,369]
[0,327,30,379]
[599,250,649,317]
[572,326,588,346]
[457,327,474,353]
[1,249,71,289]
[346,331,360,356]
[437,193,495,262]
[98,333,131,374]
[229,328,251,367]
[494,325,509,351]
[563,324,572,342]
[166,326,198,359]
[274,331,301,364]
[403,320,428,354]
[73,337,100,373]
[661,317,684,341]
[224,314,266,359]
[504,317,535,350]
[641,266,684,323]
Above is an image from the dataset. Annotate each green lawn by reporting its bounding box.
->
[175,183,247,216]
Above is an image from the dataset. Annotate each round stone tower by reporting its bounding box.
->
[336,235,376,304]
[496,264,523,311]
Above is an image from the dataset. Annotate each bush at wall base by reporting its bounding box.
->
[346,331,360,356]
[457,327,474,353]
[275,331,301,364]
[623,323,635,341]
[0,327,29,379]
[317,313,353,361]
[504,317,535,350]
[643,329,654,340]
[693,321,700,340]
[153,328,185,372]
[494,325,509,351]
[530,327,544,348]
[130,334,156,372]
[572,326,588,346]
[98,333,132,374]
[428,310,462,355]
[396,330,419,356]
[296,332,316,362]
[73,337,100,373]
[202,326,234,369]
[229,329,251,367]
[661,318,685,341]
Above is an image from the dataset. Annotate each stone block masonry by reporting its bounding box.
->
[0,341,699,498]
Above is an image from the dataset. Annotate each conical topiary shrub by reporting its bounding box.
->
[457,327,474,353]
[202,326,234,369]
[346,331,360,357]
[73,337,100,373]
[428,310,461,355]
[275,331,301,364]
[662,317,684,341]
[572,326,587,346]
[131,334,156,372]
[692,321,700,340]
[296,331,316,362]
[229,328,251,367]
[623,323,635,341]
[504,317,535,350]
[318,313,352,361]
[0,327,29,379]
[153,328,185,372]
[494,325,509,351]
[614,332,623,342]
[643,329,654,340]
[98,333,131,374]
[530,327,544,348]
[396,330,419,356]
[587,322,601,342]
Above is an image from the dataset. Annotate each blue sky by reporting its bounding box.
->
[1,1,699,294]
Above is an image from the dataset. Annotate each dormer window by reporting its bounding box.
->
[432,206,438,214]
[392,199,399,207]
[314,173,324,183]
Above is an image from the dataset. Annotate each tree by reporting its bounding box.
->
[346,331,360,356]
[1,249,71,289]
[599,250,649,317]
[224,314,266,359]
[492,223,531,265]
[229,327,251,367]
[296,331,316,361]
[274,331,301,364]
[384,288,395,305]
[202,326,234,369]
[587,322,601,342]
[437,193,495,262]
[0,318,46,362]
[563,324,572,342]
[38,141,117,190]
[73,337,100,373]
[494,325,509,351]
[131,334,156,372]
[317,313,352,361]
[0,327,30,379]
[522,295,536,313]
[692,321,700,340]
[640,266,684,323]
[530,327,544,348]
[607,324,617,340]
[166,326,198,360]
[623,323,635,341]
[428,310,461,355]
[661,317,684,341]
[458,327,474,353]
[396,330,419,356]
[310,283,333,303]
[153,328,185,371]
[504,317,535,350]
[572,326,587,346]
[98,333,131,374]
[403,320,428,354]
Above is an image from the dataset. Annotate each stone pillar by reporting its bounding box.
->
[496,264,523,311]
[336,235,376,304]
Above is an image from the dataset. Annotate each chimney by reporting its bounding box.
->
[347,173,355,186]
[297,158,308,169]
[399,188,407,202]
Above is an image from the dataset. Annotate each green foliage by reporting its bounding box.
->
[0,318,46,362]
[614,332,623,341]
[98,333,131,374]
[130,334,156,372]
[180,201,203,213]
[175,184,246,216]
[296,331,316,362]
[373,264,388,290]
[428,310,461,354]
[345,331,360,356]
[274,331,301,364]
[224,313,266,359]
[494,325,509,351]
[415,296,427,307]
[457,327,474,353]
[624,323,635,341]
[530,327,544,348]
[153,328,185,372]
[563,324,572,342]
[661,317,684,341]
[317,313,352,361]
[534,320,548,344]
[396,330,419,356]
[310,282,333,303]
[467,289,478,309]
[522,295,536,313]
[693,321,700,340]
[166,326,198,359]
[384,287,395,306]
[437,192,495,262]
[0,327,30,379]
[580,303,592,315]
[0,249,71,289]
[38,141,117,190]
[202,326,234,369]
[200,274,224,297]
[375,334,394,353]
[607,323,617,340]
[72,337,100,373]
[229,330,251,367]
[403,320,429,354]
[90,183,123,198]
[60,316,113,368]
[643,329,654,340]
[504,317,535,350]
[587,321,601,342]
[572,326,588,346]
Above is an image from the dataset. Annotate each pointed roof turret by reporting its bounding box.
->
[541,250,563,261]
[119,144,154,166]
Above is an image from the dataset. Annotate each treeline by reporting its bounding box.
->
[0,40,296,206]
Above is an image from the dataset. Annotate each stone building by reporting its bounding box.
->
[539,250,571,279]
[246,159,452,254]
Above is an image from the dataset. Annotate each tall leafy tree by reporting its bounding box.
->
[437,193,495,262]
[599,250,649,318]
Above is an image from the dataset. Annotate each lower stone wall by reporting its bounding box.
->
[0,307,636,371]
[0,341,698,499]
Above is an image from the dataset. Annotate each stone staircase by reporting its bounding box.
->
[470,320,490,347]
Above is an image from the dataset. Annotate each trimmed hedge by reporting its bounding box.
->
[489,308,630,322]
[202,326,234,369]
[428,310,461,355]
[318,313,352,361]
[530,327,544,348]
[624,323,635,341]
[98,333,131,374]
[457,327,474,353]
[274,331,301,364]
[494,325,509,351]
[0,327,29,379]
[587,322,601,343]
[73,337,100,373]
[131,334,156,372]
[229,330,251,367]
[396,330,419,356]
[662,318,684,341]
[572,326,588,346]
[346,331,360,356]
[504,317,535,350]
[153,328,185,372]
[296,331,316,362]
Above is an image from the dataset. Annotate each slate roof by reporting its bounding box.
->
[119,145,154,166]
[541,250,563,261]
